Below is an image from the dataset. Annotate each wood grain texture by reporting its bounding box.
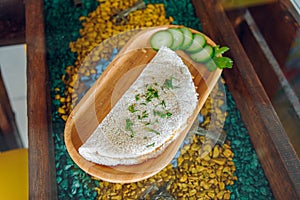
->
[192,0,300,199]
[64,25,222,183]
[231,8,300,157]
[25,0,57,199]
[226,10,281,98]
[249,2,299,67]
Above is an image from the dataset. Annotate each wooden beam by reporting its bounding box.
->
[25,0,57,199]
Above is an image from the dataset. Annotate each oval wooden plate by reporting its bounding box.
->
[64,25,222,183]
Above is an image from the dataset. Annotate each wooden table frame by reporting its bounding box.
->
[26,0,57,199]
[26,0,300,199]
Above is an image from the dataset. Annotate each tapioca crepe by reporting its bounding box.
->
[79,47,198,166]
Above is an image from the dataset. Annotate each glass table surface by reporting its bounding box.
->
[26,0,300,199]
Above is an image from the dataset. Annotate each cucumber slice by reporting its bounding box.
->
[150,30,173,51]
[180,27,193,49]
[190,45,214,63]
[205,59,218,71]
[167,28,184,50]
[185,33,206,53]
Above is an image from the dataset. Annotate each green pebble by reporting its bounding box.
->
[60,179,69,190]
[64,164,73,170]
[224,86,274,199]
[57,176,62,184]
[71,187,77,195]
[260,187,268,196]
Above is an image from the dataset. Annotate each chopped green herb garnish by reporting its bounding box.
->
[135,94,140,101]
[138,110,149,120]
[166,111,172,117]
[153,110,163,117]
[146,142,155,148]
[145,127,160,135]
[153,110,172,118]
[161,100,166,108]
[128,104,138,113]
[125,118,135,137]
[162,77,174,90]
[145,85,159,102]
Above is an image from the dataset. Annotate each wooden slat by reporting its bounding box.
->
[192,0,300,199]
[226,9,281,99]
[25,0,57,199]
[236,8,300,157]
[248,2,299,67]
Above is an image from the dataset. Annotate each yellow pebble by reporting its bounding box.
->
[213,146,220,158]
[223,192,231,199]
[202,155,211,161]
[219,182,225,190]
[61,115,68,121]
[114,183,122,190]
[145,21,153,26]
[202,182,210,190]
[79,16,86,21]
[111,196,122,200]
[223,143,231,149]
[223,166,231,173]
[189,189,197,196]
[180,174,188,182]
[217,191,224,199]
[177,156,184,166]
[223,149,233,158]
[211,158,226,165]
[208,191,215,198]
[58,107,65,114]
[209,173,216,178]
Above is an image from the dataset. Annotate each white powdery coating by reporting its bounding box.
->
[79,47,198,166]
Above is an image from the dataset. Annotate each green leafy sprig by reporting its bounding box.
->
[212,45,233,70]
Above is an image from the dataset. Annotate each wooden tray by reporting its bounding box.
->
[64,25,222,183]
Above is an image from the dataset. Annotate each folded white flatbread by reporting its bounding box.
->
[79,47,198,166]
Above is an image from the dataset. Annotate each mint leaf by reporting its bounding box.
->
[209,45,233,70]
[213,57,233,69]
[214,45,229,56]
